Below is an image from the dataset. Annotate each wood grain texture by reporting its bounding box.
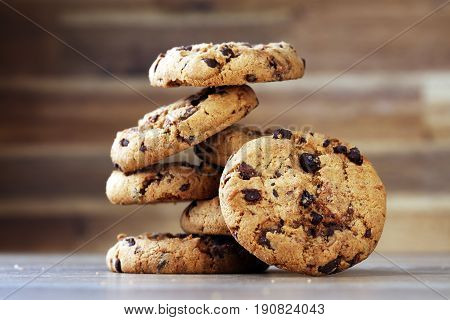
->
[0,0,449,252]
[0,73,445,145]
[0,254,449,299]
[1,0,449,75]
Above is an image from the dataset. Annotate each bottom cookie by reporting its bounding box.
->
[106,233,268,274]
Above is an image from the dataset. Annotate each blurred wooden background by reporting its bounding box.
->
[0,0,449,252]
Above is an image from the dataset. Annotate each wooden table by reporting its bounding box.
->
[0,253,449,300]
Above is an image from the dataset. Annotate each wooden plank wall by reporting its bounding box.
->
[0,0,449,252]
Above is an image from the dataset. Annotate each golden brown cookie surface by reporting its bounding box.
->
[194,124,263,167]
[219,130,386,276]
[111,86,258,173]
[180,197,230,235]
[106,162,221,205]
[149,41,305,87]
[106,233,268,274]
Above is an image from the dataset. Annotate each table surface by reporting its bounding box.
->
[0,253,449,300]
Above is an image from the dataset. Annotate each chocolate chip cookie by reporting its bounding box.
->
[180,197,230,235]
[111,85,258,174]
[106,233,268,274]
[219,130,386,276]
[149,42,305,87]
[106,162,220,205]
[194,124,263,167]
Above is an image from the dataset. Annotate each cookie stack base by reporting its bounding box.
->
[107,233,268,274]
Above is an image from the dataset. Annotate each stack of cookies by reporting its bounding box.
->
[106,41,386,276]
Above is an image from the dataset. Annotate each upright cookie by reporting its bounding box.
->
[219,130,386,276]
[106,233,268,274]
[106,162,220,205]
[194,124,263,167]
[111,85,258,173]
[181,197,230,235]
[149,42,305,87]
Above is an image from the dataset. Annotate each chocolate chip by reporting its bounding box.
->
[307,228,317,237]
[290,219,301,229]
[202,58,219,68]
[220,45,235,57]
[153,53,165,72]
[324,222,342,237]
[238,162,258,180]
[274,170,282,178]
[189,87,216,106]
[176,132,195,144]
[120,139,129,147]
[347,147,363,165]
[179,183,190,191]
[299,153,321,173]
[178,45,192,51]
[364,229,372,238]
[180,106,198,120]
[163,117,173,128]
[325,228,334,237]
[140,173,163,195]
[347,205,354,215]
[257,229,273,249]
[272,128,292,140]
[242,189,261,203]
[274,72,283,81]
[272,189,279,197]
[139,143,147,152]
[134,246,142,254]
[322,139,330,147]
[348,253,361,266]
[124,237,136,246]
[245,74,257,82]
[310,211,323,225]
[318,257,341,274]
[333,145,348,154]
[114,163,121,170]
[269,58,277,69]
[114,259,122,273]
[258,220,284,249]
[300,136,306,143]
[300,190,315,208]
[149,114,159,123]
[157,255,168,273]
[167,79,182,87]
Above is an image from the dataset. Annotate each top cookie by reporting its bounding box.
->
[219,130,386,276]
[111,85,258,173]
[149,41,305,87]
